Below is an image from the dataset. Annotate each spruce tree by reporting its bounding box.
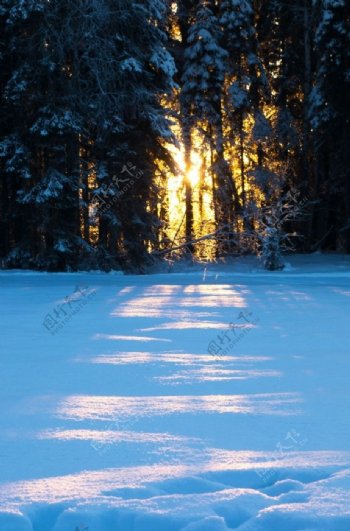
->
[182,1,237,251]
[310,0,350,250]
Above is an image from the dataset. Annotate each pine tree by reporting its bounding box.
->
[0,0,176,271]
[182,1,237,251]
[255,0,312,246]
[220,0,269,210]
[310,0,350,250]
[1,0,349,268]
[100,0,176,271]
[175,0,195,252]
[0,1,48,267]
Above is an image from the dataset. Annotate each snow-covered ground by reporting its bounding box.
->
[1,254,350,531]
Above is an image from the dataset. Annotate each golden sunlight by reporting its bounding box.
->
[171,145,202,188]
[165,141,216,260]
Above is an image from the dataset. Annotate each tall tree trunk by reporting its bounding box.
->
[0,177,9,259]
[182,112,194,253]
[81,146,90,244]
[239,116,246,212]
[303,0,315,250]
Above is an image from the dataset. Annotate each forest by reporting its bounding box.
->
[0,0,349,272]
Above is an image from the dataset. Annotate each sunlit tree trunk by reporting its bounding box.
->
[213,105,238,253]
[177,0,195,254]
[181,110,194,253]
[239,113,246,212]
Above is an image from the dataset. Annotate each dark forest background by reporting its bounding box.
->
[0,0,349,272]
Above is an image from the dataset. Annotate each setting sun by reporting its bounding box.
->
[171,145,202,188]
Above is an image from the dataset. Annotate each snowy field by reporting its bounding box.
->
[1,255,350,531]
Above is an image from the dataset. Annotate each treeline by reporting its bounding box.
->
[0,0,349,272]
